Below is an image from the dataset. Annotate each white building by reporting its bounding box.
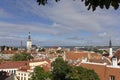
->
[0,60,51,80]
[0,61,28,75]
[16,60,51,80]
[16,70,30,80]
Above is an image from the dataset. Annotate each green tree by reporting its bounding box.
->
[52,58,100,80]
[52,58,72,80]
[13,47,18,51]
[36,0,120,11]
[56,50,64,54]
[29,58,100,80]
[38,48,46,52]
[0,46,5,51]
[12,54,21,61]
[93,48,103,54]
[73,66,100,80]
[30,66,51,80]
[12,53,33,61]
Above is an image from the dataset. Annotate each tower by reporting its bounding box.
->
[112,56,118,67]
[27,32,32,51]
[20,40,23,52]
[109,39,113,57]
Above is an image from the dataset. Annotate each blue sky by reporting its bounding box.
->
[0,0,120,46]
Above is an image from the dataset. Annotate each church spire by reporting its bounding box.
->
[109,39,112,48]
[27,32,32,52]
[28,32,31,41]
[109,38,113,57]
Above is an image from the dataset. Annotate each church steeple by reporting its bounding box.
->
[28,32,31,41]
[27,32,32,52]
[109,39,112,48]
[109,39,113,57]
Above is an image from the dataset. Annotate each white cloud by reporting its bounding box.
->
[0,0,120,46]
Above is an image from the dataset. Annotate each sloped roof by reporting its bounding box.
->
[89,57,112,65]
[0,61,28,69]
[114,49,120,59]
[66,51,102,61]
[80,62,120,80]
[66,51,88,60]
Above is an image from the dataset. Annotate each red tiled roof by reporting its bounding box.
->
[66,51,88,60]
[89,58,111,65]
[0,59,51,71]
[80,62,120,80]
[0,61,28,69]
[80,63,107,80]
[3,50,15,54]
[51,46,59,49]
[66,51,102,61]
[18,60,51,72]
[114,49,120,59]
[41,63,51,72]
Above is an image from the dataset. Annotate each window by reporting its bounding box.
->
[110,75,115,80]
[14,70,16,74]
[21,77,23,80]
[24,77,26,80]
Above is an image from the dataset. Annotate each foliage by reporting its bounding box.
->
[82,0,120,11]
[0,59,3,62]
[13,47,18,51]
[30,66,51,80]
[12,53,33,61]
[37,0,60,5]
[88,47,105,54]
[38,48,46,52]
[52,58,72,80]
[0,71,9,80]
[0,46,5,51]
[93,48,103,54]
[36,0,120,11]
[52,58,100,80]
[30,58,100,80]
[72,66,100,80]
[56,50,64,54]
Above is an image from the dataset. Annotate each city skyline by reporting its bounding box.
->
[0,0,120,46]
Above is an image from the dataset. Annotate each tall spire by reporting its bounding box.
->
[28,32,31,41]
[109,39,112,48]
[27,32,32,52]
[109,38,113,57]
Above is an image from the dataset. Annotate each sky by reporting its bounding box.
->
[0,0,120,47]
